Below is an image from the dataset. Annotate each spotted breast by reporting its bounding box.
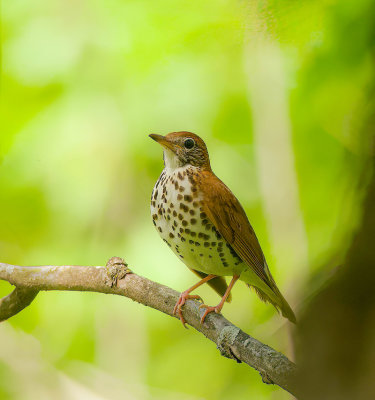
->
[151,166,244,277]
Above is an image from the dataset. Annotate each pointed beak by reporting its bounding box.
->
[149,134,175,152]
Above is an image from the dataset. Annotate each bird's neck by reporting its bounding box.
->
[163,164,196,178]
[162,149,212,173]
[163,149,183,170]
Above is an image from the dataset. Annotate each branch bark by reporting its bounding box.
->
[0,259,298,395]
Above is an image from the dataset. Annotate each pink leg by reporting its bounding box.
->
[199,275,240,324]
[173,274,217,328]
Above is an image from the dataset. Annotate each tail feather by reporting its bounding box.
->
[276,291,297,323]
[265,262,296,323]
[249,284,296,323]
[246,260,296,323]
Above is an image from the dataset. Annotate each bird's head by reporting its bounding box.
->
[149,132,211,170]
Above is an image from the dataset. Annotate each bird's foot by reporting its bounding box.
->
[199,304,222,324]
[105,256,132,287]
[173,291,203,328]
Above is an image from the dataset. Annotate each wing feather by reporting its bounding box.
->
[198,171,273,289]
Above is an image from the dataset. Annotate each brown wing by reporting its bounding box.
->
[190,269,232,302]
[198,171,273,289]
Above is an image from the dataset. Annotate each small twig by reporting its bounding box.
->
[0,286,39,322]
[0,260,298,395]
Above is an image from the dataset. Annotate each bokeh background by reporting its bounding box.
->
[1,0,374,399]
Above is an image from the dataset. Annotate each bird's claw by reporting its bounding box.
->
[199,304,221,324]
[173,292,203,328]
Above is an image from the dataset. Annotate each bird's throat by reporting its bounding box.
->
[163,148,183,171]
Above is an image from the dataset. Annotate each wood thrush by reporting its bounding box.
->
[149,132,296,326]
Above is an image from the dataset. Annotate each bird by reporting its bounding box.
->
[149,132,296,327]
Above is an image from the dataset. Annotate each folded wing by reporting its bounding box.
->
[198,171,273,288]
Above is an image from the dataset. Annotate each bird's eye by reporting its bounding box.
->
[184,138,195,149]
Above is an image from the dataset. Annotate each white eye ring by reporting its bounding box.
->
[184,138,195,149]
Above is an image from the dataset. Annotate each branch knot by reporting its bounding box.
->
[105,257,132,287]
[217,326,242,363]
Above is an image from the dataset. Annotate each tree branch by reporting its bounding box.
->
[0,259,298,395]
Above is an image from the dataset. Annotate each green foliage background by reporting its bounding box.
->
[1,0,373,399]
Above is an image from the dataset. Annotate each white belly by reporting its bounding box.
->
[151,166,244,277]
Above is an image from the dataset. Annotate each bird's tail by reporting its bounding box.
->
[249,263,296,324]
